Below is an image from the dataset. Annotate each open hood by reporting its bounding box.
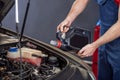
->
[0,0,14,23]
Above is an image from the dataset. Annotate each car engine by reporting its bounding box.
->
[0,32,67,80]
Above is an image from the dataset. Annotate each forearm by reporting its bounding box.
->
[93,21,120,48]
[65,0,89,23]
[78,22,120,57]
[93,6,120,48]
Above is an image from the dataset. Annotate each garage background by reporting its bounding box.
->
[2,0,99,43]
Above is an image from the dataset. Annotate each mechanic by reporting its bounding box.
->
[57,0,120,80]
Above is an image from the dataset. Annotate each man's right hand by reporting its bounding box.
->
[57,19,72,33]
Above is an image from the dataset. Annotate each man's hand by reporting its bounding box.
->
[77,43,98,58]
[56,0,89,33]
[57,19,71,33]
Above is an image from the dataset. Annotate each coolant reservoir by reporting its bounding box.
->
[7,47,19,58]
[7,47,45,66]
[7,47,43,58]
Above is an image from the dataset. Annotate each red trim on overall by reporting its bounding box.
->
[92,25,100,80]
[115,0,120,5]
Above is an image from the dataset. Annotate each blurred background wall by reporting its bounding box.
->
[2,0,99,43]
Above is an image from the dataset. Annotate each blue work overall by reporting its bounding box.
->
[96,0,120,80]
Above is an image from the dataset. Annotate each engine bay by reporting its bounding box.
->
[0,32,68,80]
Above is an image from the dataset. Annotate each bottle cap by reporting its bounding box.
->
[8,47,18,52]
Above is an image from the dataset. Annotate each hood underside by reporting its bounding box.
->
[0,0,14,23]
